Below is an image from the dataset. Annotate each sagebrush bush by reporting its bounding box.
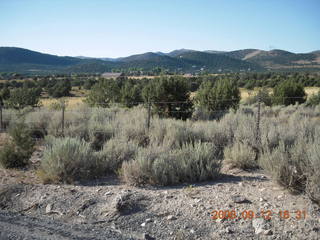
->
[0,143,28,168]
[98,138,138,173]
[4,103,319,205]
[122,142,221,186]
[259,141,307,193]
[304,130,320,204]
[224,142,257,169]
[39,137,97,183]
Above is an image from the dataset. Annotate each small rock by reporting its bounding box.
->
[167,215,176,220]
[263,203,270,208]
[225,227,233,233]
[145,218,152,223]
[231,195,250,204]
[259,197,266,202]
[259,188,266,192]
[45,204,53,214]
[104,191,112,196]
[141,222,146,227]
[263,229,273,235]
[142,233,155,240]
[252,218,269,235]
[277,195,284,200]
[238,182,243,187]
[190,229,195,234]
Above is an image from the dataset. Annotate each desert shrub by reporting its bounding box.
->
[115,106,149,146]
[259,141,307,193]
[224,142,257,169]
[122,142,221,186]
[97,138,138,173]
[88,122,114,150]
[149,119,205,148]
[39,137,97,183]
[0,143,28,168]
[304,130,320,204]
[0,122,34,169]
[9,122,35,155]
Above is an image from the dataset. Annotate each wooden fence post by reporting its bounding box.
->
[146,101,151,131]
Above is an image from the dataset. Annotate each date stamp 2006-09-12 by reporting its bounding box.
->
[210,209,307,220]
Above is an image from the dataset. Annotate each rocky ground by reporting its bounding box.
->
[1,164,319,240]
[0,139,319,239]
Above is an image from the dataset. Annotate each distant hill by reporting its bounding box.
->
[166,49,196,57]
[170,51,263,72]
[215,49,320,70]
[219,49,262,60]
[0,47,320,74]
[0,47,81,66]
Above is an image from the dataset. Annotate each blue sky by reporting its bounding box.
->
[0,0,319,58]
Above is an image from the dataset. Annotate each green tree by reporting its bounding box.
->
[245,88,272,106]
[272,80,306,105]
[195,79,240,111]
[142,76,193,119]
[48,79,72,98]
[85,79,121,107]
[4,88,41,109]
[0,87,10,105]
[120,80,142,108]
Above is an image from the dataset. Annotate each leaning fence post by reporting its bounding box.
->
[61,103,65,136]
[146,101,151,131]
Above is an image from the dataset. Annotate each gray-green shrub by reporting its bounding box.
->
[224,142,257,169]
[39,137,97,183]
[98,138,138,173]
[122,142,221,186]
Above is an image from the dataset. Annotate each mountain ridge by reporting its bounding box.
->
[0,47,320,74]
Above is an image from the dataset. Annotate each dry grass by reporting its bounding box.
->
[305,87,320,96]
[40,97,86,109]
[240,87,320,100]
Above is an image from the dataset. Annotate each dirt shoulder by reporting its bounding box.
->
[0,167,319,240]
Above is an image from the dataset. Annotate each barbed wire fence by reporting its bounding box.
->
[0,95,308,147]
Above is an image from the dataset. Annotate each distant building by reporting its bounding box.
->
[183,73,193,77]
[101,72,124,79]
